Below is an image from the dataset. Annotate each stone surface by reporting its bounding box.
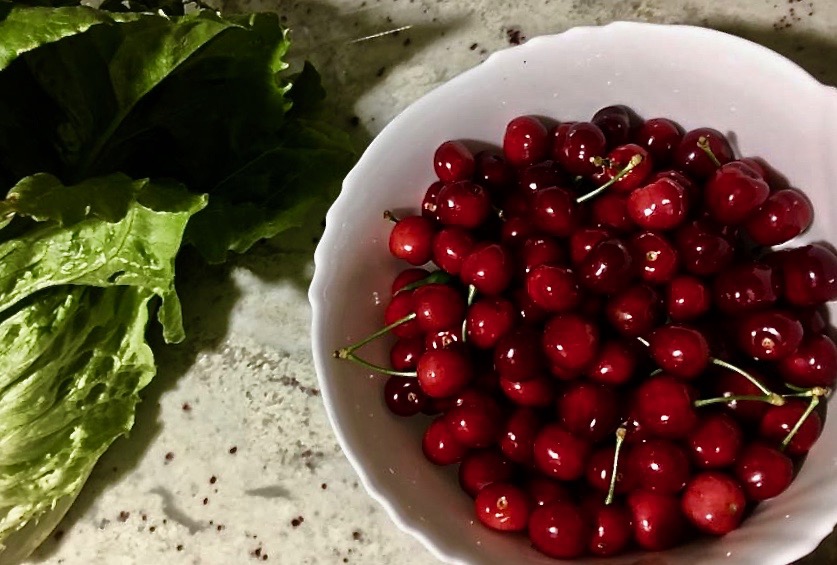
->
[23,0,837,564]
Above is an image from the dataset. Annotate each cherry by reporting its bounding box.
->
[390,337,425,371]
[648,324,710,379]
[533,424,591,481]
[633,375,697,439]
[734,442,794,501]
[709,366,773,424]
[592,105,635,148]
[780,244,837,306]
[503,115,549,167]
[687,412,743,469]
[518,160,567,195]
[511,286,549,324]
[500,408,541,465]
[445,399,503,448]
[587,502,632,557]
[520,236,566,273]
[434,140,475,182]
[558,122,608,176]
[525,264,580,312]
[458,450,515,497]
[593,144,653,192]
[627,490,686,551]
[413,283,466,332]
[542,313,600,372]
[627,176,689,231]
[633,117,683,165]
[629,439,691,494]
[383,375,428,416]
[499,375,556,407]
[388,215,435,265]
[586,444,637,495]
[759,400,823,456]
[422,417,467,465]
[436,181,492,228]
[736,309,804,361]
[432,227,476,275]
[384,291,421,338]
[681,472,747,535]
[465,297,516,349]
[528,501,590,559]
[630,231,679,284]
[606,283,664,337]
[704,162,770,225]
[586,340,638,385]
[500,190,532,219]
[744,188,813,246]
[424,327,462,351]
[675,219,735,276]
[570,226,612,265]
[416,347,474,398]
[526,476,572,507]
[474,150,515,192]
[494,327,545,381]
[578,238,635,294]
[461,243,513,295]
[532,186,580,237]
[666,275,711,321]
[591,193,635,233]
[713,262,780,314]
[391,268,431,294]
[475,482,531,532]
[500,215,535,246]
[557,381,620,442]
[422,181,445,221]
[779,334,837,388]
[674,127,734,180]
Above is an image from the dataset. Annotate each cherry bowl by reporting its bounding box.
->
[309,22,837,564]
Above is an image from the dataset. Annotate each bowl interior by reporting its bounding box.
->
[311,22,837,565]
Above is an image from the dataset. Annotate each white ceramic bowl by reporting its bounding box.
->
[309,22,837,565]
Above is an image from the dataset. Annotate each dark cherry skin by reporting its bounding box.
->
[592,143,653,193]
[734,442,794,501]
[436,180,492,229]
[532,186,580,237]
[704,162,771,225]
[713,262,780,314]
[674,127,734,180]
[461,243,513,295]
[518,159,567,195]
[526,264,581,312]
[591,192,635,233]
[422,180,445,221]
[586,340,638,385]
[709,366,773,424]
[627,490,686,551]
[542,313,600,372]
[503,115,550,167]
[587,502,633,557]
[666,275,711,321]
[744,188,813,246]
[630,231,679,284]
[652,168,699,204]
[557,121,608,176]
[494,327,545,382]
[630,439,691,494]
[474,150,515,192]
[549,122,576,159]
[500,215,535,246]
[465,297,516,349]
[416,347,474,398]
[606,283,664,337]
[432,226,476,275]
[633,117,683,165]
[526,476,572,507]
[675,219,735,276]
[391,267,430,294]
[384,291,421,339]
[557,382,620,443]
[687,412,743,469]
[412,283,466,332]
[681,472,747,535]
[586,444,637,494]
[520,236,567,274]
[390,337,425,371]
[533,423,592,481]
[383,375,428,416]
[422,417,467,465]
[779,334,837,388]
[736,309,804,361]
[592,105,634,148]
[501,190,532,219]
[780,244,837,306]
[648,324,710,379]
[578,238,636,294]
[434,140,475,182]
[627,176,689,231]
[511,286,549,324]
[633,375,697,439]
[499,375,556,408]
[475,482,531,532]
[570,226,613,265]
[759,400,823,456]
[528,501,590,559]
[458,450,515,497]
[445,399,503,448]
[388,215,436,266]
[500,408,542,465]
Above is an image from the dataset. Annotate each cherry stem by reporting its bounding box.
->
[605,427,627,506]
[395,270,454,295]
[782,386,831,399]
[694,393,785,408]
[383,210,400,223]
[334,313,416,357]
[710,358,775,397]
[781,394,821,450]
[697,136,721,167]
[461,285,477,342]
[338,352,418,377]
[576,154,643,204]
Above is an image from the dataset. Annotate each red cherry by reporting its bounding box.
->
[445,399,503,448]
[525,264,581,311]
[627,177,689,231]
[780,244,837,306]
[593,144,653,193]
[465,297,516,349]
[648,325,710,379]
[627,490,686,551]
[713,262,780,314]
[434,140,475,182]
[674,127,734,180]
[413,283,466,332]
[432,227,475,275]
[586,444,637,494]
[384,291,421,338]
[587,502,632,557]
[422,417,467,465]
[744,188,813,246]
[759,400,822,456]
[557,381,620,443]
[518,160,567,195]
[511,286,549,324]
[533,424,591,481]
[606,283,664,337]
[586,340,638,385]
[532,186,580,237]
[687,412,743,469]
[681,472,747,535]
[474,150,515,192]
[391,268,430,294]
[779,334,837,388]
[542,313,600,372]
[578,238,635,294]
[424,327,462,351]
[436,181,492,228]
[736,309,803,361]
[528,501,590,559]
[500,375,556,408]
[416,347,474,398]
[526,476,572,507]
[383,375,428,416]
[591,193,635,233]
[704,162,771,225]
[390,337,425,371]
[503,115,549,167]
[630,231,679,284]
[734,442,794,501]
[500,215,535,246]
[475,482,531,532]
[569,226,612,265]
[500,408,542,465]
[633,376,697,439]
[675,219,735,276]
[494,327,545,382]
[592,105,635,148]
[557,122,607,176]
[666,275,711,321]
[421,180,445,222]
[461,243,513,295]
[633,117,683,165]
[629,439,691,494]
[388,215,436,265]
[458,450,514,497]
[520,236,567,274]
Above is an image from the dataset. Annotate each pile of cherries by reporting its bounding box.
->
[334,105,837,558]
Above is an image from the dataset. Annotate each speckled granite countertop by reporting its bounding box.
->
[23,1,837,564]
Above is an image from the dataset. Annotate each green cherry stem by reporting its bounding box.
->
[782,386,831,399]
[576,154,644,204]
[605,427,627,506]
[334,313,416,358]
[694,394,785,409]
[337,352,417,377]
[697,136,722,167]
[781,393,822,450]
[461,285,477,342]
[710,358,776,398]
[395,270,454,295]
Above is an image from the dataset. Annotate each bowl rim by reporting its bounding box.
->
[309,20,837,565]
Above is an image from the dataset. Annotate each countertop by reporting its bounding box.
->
[25,0,837,564]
